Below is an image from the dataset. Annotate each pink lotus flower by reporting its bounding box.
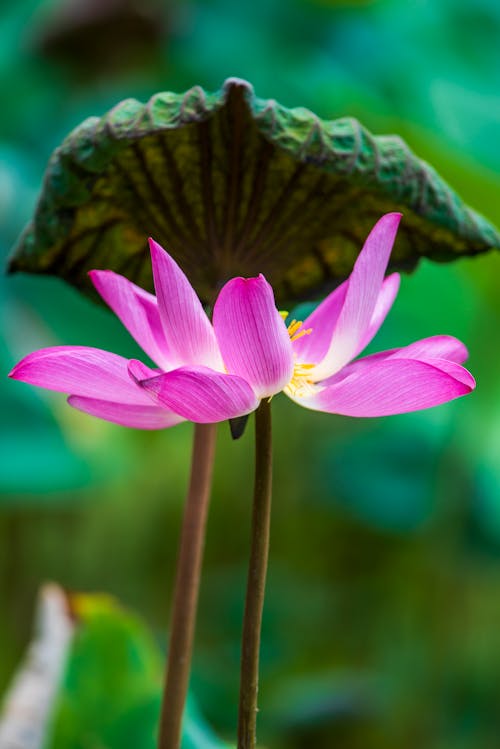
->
[9,214,475,426]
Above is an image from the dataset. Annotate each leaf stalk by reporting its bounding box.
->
[158,422,217,749]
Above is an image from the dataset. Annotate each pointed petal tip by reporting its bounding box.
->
[382,211,403,224]
[88,268,124,298]
[8,363,20,379]
[364,213,403,245]
[88,268,110,279]
[148,237,166,255]
[8,354,36,381]
[371,211,403,238]
[148,237,166,262]
[88,268,112,287]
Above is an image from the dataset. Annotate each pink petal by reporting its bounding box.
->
[291,279,348,365]
[390,335,469,364]
[9,347,152,404]
[411,358,475,388]
[135,365,259,423]
[294,273,400,366]
[90,270,171,370]
[68,396,184,429]
[292,357,474,417]
[149,239,223,369]
[311,213,402,380]
[213,275,294,398]
[321,335,471,388]
[321,349,398,387]
[356,273,400,354]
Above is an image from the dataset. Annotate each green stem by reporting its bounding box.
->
[158,422,217,749]
[237,399,273,749]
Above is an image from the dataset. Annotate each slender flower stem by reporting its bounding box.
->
[237,399,273,749]
[158,422,217,749]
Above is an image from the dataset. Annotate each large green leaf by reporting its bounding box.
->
[9,79,500,305]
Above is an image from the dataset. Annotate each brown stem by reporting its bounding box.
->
[158,422,217,749]
[237,399,273,749]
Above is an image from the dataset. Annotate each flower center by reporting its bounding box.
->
[284,362,317,398]
[280,312,317,397]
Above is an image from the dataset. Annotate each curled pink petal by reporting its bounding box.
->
[320,335,471,388]
[356,273,400,354]
[412,358,476,388]
[68,396,185,429]
[9,347,152,404]
[90,270,171,370]
[293,273,399,366]
[213,275,294,398]
[312,213,402,379]
[149,239,223,369]
[291,279,348,365]
[136,366,259,423]
[292,357,474,417]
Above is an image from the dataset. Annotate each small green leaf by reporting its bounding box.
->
[47,592,230,749]
[9,79,500,305]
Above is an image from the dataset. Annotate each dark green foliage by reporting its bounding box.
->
[9,80,499,305]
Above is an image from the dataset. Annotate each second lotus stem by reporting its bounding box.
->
[237,398,273,749]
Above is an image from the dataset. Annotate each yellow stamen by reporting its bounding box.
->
[279,311,317,397]
[279,311,313,343]
[287,319,301,337]
[284,361,318,398]
[290,327,312,343]
[283,316,313,344]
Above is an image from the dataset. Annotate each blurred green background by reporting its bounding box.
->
[2,0,500,747]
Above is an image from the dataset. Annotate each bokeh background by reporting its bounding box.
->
[2,0,500,747]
